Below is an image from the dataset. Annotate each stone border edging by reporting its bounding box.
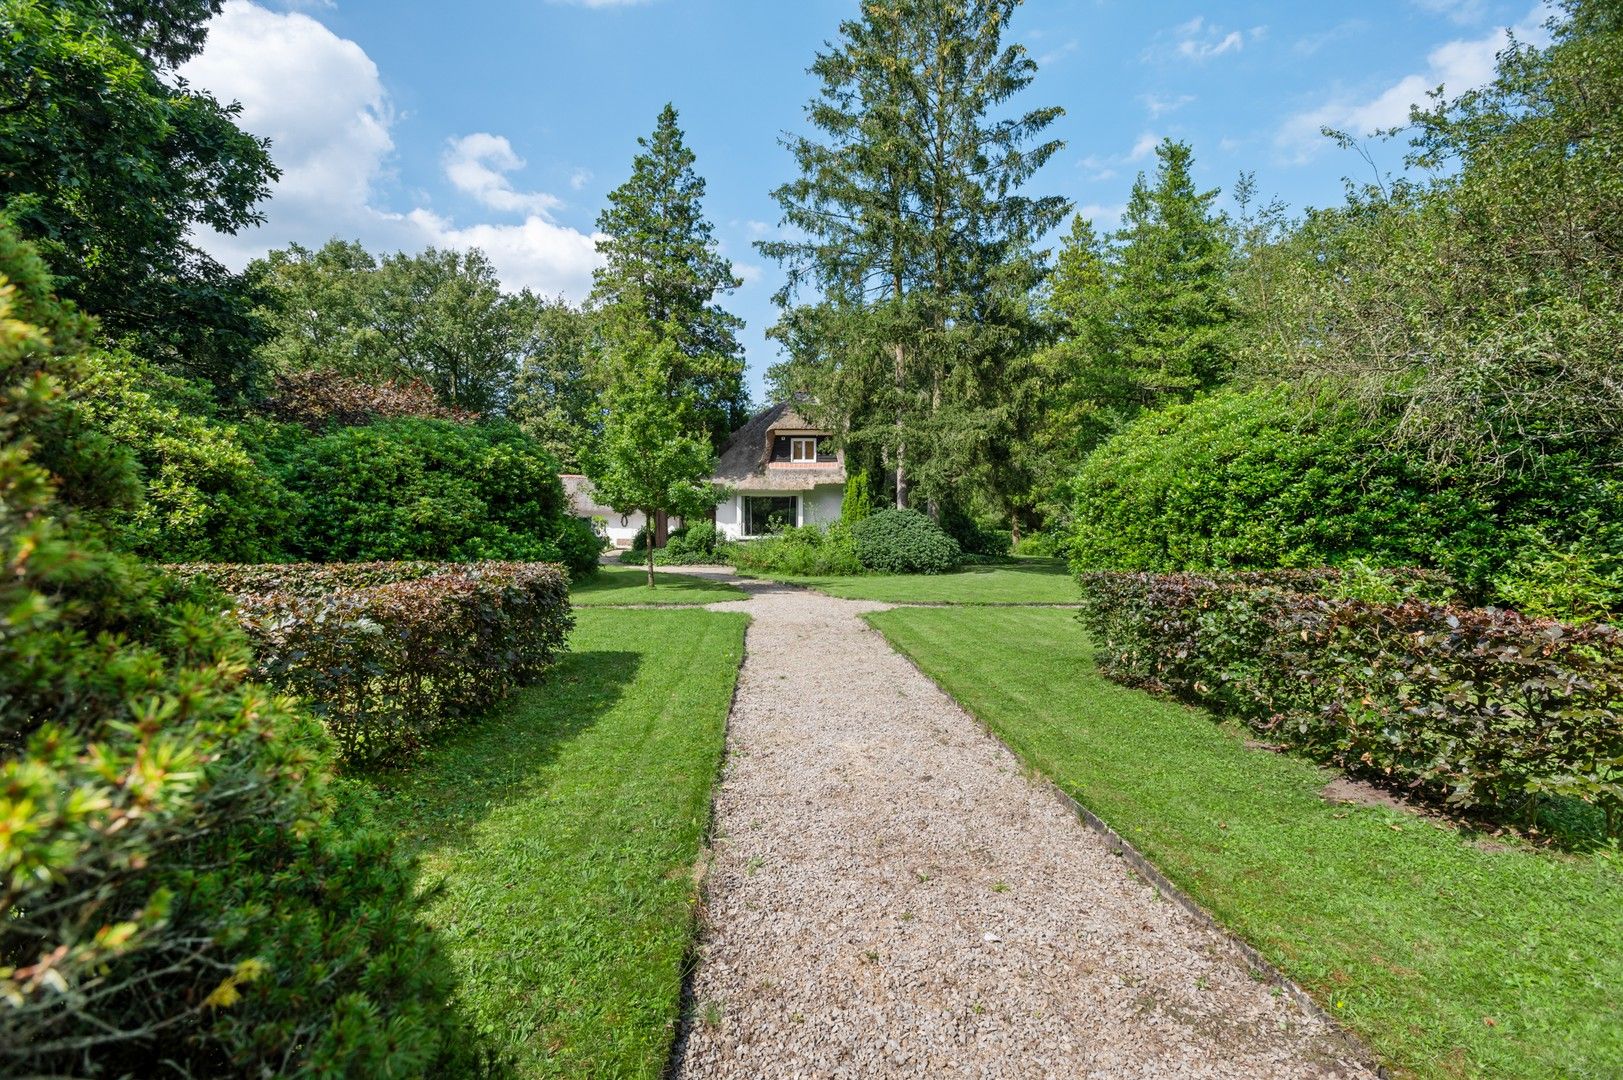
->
[869,616,1389,1080]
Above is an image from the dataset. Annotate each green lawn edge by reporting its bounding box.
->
[570,563,748,606]
[866,605,1623,1080]
[368,608,748,1077]
[738,556,1079,605]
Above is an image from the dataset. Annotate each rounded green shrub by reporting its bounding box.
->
[279,417,600,575]
[1067,386,1620,614]
[852,508,961,574]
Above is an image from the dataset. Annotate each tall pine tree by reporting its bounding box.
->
[762,0,1067,513]
[591,103,748,445]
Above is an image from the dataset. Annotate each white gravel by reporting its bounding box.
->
[672,575,1376,1079]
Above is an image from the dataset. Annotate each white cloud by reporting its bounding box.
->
[1128,132,1161,161]
[1411,0,1490,24]
[443,133,563,215]
[1275,4,1551,162]
[569,167,594,191]
[1165,16,1250,61]
[1142,93,1194,118]
[1076,202,1127,229]
[181,1,603,299]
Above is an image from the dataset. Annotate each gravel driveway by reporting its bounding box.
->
[672,573,1375,1079]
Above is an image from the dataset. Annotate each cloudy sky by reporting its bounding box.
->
[181,0,1551,400]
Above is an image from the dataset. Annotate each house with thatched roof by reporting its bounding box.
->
[561,401,846,547]
[712,400,846,540]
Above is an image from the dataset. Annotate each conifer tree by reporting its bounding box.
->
[1036,139,1236,465]
[762,0,1067,513]
[591,104,748,445]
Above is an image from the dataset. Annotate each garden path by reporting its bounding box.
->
[669,570,1375,1079]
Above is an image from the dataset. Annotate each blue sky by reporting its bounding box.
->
[184,0,1549,402]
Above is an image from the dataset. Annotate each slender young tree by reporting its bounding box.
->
[585,333,723,586]
[761,0,1067,514]
[591,104,748,445]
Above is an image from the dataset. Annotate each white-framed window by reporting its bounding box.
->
[789,436,818,463]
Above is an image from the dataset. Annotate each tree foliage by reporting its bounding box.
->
[249,240,555,414]
[0,0,277,400]
[762,0,1067,515]
[1239,0,1623,473]
[591,104,748,445]
[585,333,722,585]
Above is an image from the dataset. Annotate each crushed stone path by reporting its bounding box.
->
[670,571,1376,1079]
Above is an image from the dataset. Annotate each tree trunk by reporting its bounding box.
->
[645,509,657,587]
[893,342,908,509]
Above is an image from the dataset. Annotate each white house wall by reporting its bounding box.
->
[716,485,846,541]
[803,484,844,527]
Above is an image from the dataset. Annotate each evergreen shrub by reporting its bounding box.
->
[277,417,601,575]
[0,225,473,1076]
[852,509,961,574]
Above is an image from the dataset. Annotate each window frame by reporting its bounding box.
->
[789,436,818,464]
[743,495,799,537]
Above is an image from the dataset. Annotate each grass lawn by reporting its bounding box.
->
[868,605,1623,1080]
[570,563,747,606]
[744,555,1079,604]
[369,608,747,1078]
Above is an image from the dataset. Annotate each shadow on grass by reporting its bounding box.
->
[364,648,641,857]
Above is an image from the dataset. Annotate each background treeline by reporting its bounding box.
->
[758,0,1620,623]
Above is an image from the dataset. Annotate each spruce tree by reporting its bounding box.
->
[1104,138,1237,406]
[591,104,748,445]
[1035,138,1237,478]
[761,0,1067,513]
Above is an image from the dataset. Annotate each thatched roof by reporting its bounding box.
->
[714,401,846,492]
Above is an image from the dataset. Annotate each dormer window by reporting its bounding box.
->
[770,434,838,464]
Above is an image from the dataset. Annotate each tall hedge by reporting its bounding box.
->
[277,416,601,574]
[1068,385,1620,609]
[0,225,474,1074]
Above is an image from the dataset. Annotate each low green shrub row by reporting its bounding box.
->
[180,561,573,765]
[729,523,864,575]
[1077,570,1623,837]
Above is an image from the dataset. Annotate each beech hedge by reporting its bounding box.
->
[175,561,573,765]
[1077,570,1623,836]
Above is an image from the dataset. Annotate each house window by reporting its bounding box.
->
[744,495,798,537]
[789,436,817,463]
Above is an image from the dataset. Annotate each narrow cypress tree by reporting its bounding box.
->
[761,0,1067,513]
[591,104,748,445]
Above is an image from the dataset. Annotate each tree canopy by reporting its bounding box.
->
[0,0,276,400]
[762,0,1067,514]
[591,104,748,445]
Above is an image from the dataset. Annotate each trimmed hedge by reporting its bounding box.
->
[178,561,573,765]
[1078,570,1623,836]
[852,509,961,574]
